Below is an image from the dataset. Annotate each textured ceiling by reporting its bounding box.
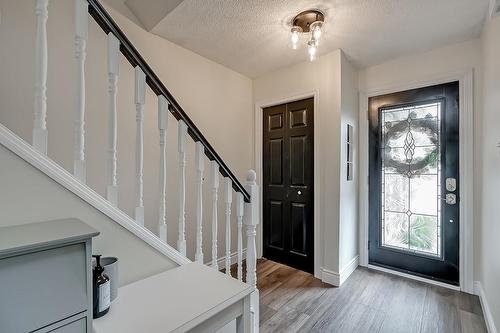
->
[106,0,490,78]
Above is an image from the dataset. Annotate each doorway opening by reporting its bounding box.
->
[262,97,314,273]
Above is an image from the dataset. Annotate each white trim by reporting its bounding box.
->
[358,69,475,293]
[339,255,359,285]
[321,255,359,287]
[207,249,247,272]
[0,123,190,266]
[321,267,340,286]
[368,264,461,291]
[254,89,321,278]
[474,281,498,333]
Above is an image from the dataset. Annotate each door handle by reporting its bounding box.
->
[441,193,457,205]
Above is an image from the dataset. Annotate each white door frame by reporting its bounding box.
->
[358,69,474,293]
[254,89,321,278]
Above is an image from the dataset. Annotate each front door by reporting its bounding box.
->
[263,98,314,273]
[368,82,460,285]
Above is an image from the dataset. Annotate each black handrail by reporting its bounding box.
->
[87,0,250,202]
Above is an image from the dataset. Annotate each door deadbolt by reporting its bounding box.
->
[446,178,457,192]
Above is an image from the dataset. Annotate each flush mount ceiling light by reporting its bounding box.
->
[290,10,325,61]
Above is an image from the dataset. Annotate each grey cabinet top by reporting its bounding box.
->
[0,218,99,258]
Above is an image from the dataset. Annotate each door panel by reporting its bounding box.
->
[269,201,284,249]
[368,82,459,285]
[263,98,314,273]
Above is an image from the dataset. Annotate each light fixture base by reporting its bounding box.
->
[292,10,325,33]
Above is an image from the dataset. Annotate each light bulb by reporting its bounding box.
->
[290,26,301,50]
[308,40,317,61]
[311,21,323,43]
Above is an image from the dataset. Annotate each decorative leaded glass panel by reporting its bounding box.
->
[380,102,442,257]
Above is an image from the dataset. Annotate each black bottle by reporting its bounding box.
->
[93,255,111,318]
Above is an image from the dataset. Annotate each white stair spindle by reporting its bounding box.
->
[243,170,260,333]
[177,120,188,256]
[224,178,233,276]
[134,67,146,225]
[106,33,120,206]
[73,0,88,183]
[33,0,49,154]
[211,161,220,269]
[195,142,205,263]
[158,95,169,242]
[236,192,244,281]
[244,170,259,290]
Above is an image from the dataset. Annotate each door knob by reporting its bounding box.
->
[297,190,302,195]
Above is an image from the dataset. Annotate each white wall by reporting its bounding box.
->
[0,0,253,264]
[0,145,177,286]
[478,14,500,331]
[253,50,359,277]
[339,52,359,271]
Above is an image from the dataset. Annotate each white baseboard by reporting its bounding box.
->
[321,255,359,287]
[321,267,340,286]
[474,281,498,333]
[207,249,247,271]
[340,255,359,285]
[0,123,190,266]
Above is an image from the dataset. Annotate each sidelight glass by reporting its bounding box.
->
[380,102,442,257]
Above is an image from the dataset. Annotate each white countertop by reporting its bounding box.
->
[0,218,99,258]
[93,262,253,333]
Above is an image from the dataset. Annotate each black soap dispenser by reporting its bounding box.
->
[92,255,111,318]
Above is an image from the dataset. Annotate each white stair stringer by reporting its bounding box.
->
[0,122,190,266]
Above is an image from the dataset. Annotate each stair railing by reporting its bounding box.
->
[30,0,259,329]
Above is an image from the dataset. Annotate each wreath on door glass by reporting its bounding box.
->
[383,115,439,176]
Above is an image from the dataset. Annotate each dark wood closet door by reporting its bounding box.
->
[263,98,314,273]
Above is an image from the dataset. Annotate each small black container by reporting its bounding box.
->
[92,255,111,318]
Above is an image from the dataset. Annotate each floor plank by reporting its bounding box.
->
[256,259,487,333]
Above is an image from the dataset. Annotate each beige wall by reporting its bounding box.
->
[0,145,177,286]
[253,50,359,275]
[478,14,500,330]
[0,0,253,264]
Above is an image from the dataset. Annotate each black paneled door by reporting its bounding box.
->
[263,98,314,273]
[368,82,460,285]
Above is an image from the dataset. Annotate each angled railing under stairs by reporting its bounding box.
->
[20,0,260,331]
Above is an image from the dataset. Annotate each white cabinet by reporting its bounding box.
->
[0,219,99,333]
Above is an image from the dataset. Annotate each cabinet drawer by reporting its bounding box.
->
[0,244,88,333]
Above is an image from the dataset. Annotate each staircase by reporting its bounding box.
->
[0,0,259,331]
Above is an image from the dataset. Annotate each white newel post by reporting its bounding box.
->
[195,142,205,262]
[177,120,188,256]
[158,95,169,243]
[244,170,260,333]
[33,0,49,154]
[236,192,244,281]
[73,0,88,183]
[211,161,220,269]
[224,178,232,276]
[134,67,146,225]
[106,33,120,206]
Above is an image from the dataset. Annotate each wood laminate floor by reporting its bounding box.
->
[256,259,487,333]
